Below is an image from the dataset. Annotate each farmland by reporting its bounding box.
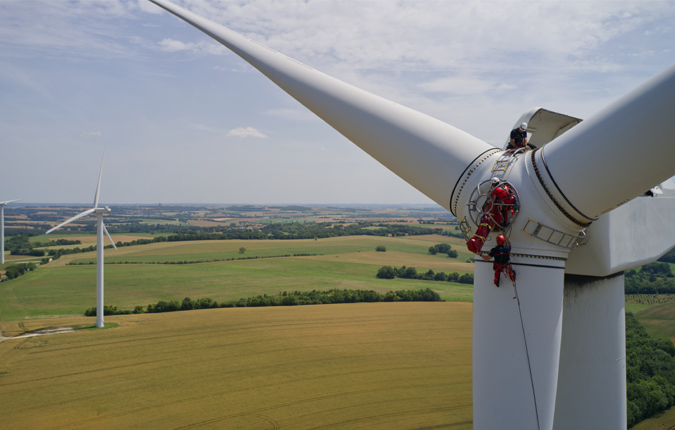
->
[0,303,472,429]
[626,295,675,343]
[4,203,675,429]
[0,204,479,428]
[0,234,474,323]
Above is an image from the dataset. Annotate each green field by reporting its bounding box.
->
[0,235,474,322]
[0,302,473,429]
[626,296,675,341]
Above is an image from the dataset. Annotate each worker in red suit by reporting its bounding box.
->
[480,234,516,287]
[466,178,517,254]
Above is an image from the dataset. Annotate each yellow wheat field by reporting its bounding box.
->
[0,302,473,429]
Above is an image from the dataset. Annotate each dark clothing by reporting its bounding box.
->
[510,128,527,147]
[507,128,536,150]
[488,244,515,286]
[489,244,511,265]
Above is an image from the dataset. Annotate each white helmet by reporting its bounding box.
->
[490,177,501,186]
[519,122,527,131]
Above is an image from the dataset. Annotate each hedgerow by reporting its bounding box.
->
[84,288,442,316]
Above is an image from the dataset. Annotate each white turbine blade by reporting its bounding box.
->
[102,222,117,250]
[473,258,565,430]
[537,64,675,222]
[46,208,96,234]
[149,0,496,212]
[93,150,105,209]
[0,198,24,206]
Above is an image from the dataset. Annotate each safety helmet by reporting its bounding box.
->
[519,122,527,131]
[496,234,506,245]
[490,177,501,186]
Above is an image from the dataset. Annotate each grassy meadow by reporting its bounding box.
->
[0,302,473,430]
[0,234,474,323]
[626,295,675,342]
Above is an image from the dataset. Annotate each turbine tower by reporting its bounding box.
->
[1,199,24,264]
[46,153,116,329]
[149,1,675,428]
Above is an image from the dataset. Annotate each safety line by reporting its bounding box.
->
[513,281,542,430]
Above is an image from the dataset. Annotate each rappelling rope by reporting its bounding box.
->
[512,279,542,430]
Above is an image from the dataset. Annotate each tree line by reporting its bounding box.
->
[69,253,322,266]
[625,262,675,294]
[1,263,37,280]
[84,288,442,316]
[376,265,474,284]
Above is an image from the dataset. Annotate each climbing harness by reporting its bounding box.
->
[465,178,520,254]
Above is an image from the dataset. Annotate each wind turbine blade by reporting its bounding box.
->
[149,0,496,212]
[0,198,24,206]
[473,258,565,430]
[46,208,96,234]
[536,64,675,222]
[93,150,105,209]
[102,222,117,250]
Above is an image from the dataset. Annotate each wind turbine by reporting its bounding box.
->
[149,1,675,428]
[46,153,116,329]
[1,199,24,264]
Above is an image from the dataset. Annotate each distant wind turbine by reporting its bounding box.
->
[1,199,24,264]
[46,153,116,328]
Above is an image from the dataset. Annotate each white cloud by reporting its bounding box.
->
[157,38,225,55]
[226,127,268,138]
[417,77,516,96]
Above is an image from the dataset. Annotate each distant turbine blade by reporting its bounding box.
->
[149,0,496,213]
[0,198,24,206]
[46,208,96,234]
[102,222,117,250]
[537,64,675,222]
[93,150,105,209]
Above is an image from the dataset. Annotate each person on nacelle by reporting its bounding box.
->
[507,122,536,151]
[466,178,517,254]
[480,234,516,287]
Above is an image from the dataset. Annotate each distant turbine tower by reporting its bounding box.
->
[46,153,116,328]
[150,1,675,428]
[1,199,24,264]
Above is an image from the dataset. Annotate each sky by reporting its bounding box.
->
[1,0,674,206]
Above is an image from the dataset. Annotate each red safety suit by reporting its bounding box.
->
[466,183,516,254]
[488,244,516,286]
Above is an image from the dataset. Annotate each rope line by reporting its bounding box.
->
[512,281,542,430]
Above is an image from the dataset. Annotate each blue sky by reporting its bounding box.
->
[1,0,674,205]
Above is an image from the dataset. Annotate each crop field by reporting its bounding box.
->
[0,235,474,323]
[632,406,675,430]
[627,298,675,342]
[0,302,473,430]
